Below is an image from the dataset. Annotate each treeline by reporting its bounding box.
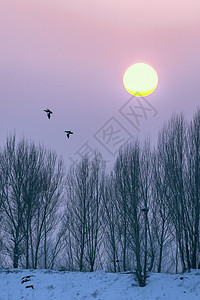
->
[0,109,200,286]
[0,135,64,270]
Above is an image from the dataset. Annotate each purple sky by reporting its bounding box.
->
[0,0,200,166]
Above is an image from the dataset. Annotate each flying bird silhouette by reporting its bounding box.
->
[44,109,53,119]
[21,275,33,280]
[64,130,73,138]
[25,285,34,289]
[21,278,31,284]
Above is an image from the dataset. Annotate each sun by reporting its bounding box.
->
[123,63,158,97]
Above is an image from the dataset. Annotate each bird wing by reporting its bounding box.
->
[47,113,50,119]
[21,279,31,284]
[67,134,69,138]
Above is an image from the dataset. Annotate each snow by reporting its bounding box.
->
[0,268,200,300]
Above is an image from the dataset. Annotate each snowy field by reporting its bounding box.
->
[0,268,200,300]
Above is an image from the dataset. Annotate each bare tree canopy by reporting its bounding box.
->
[63,151,105,272]
[0,134,64,269]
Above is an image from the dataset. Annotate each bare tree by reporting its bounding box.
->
[186,108,200,269]
[151,149,173,273]
[31,151,64,269]
[157,114,191,272]
[0,135,29,268]
[85,152,105,272]
[0,135,64,269]
[139,140,154,275]
[64,152,105,272]
[113,148,131,273]
[114,141,150,286]
[102,173,120,272]
[64,156,90,271]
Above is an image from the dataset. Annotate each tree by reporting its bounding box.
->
[0,134,64,268]
[157,114,190,272]
[114,141,150,286]
[151,149,172,273]
[31,151,64,269]
[186,108,200,269]
[64,156,91,271]
[64,152,105,271]
[102,173,120,272]
[85,152,105,272]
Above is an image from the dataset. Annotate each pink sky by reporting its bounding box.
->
[0,0,199,165]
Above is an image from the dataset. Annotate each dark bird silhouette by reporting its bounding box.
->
[25,285,34,289]
[21,278,31,284]
[64,130,73,138]
[21,275,33,280]
[44,108,53,119]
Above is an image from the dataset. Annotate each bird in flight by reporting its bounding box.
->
[64,130,73,138]
[21,275,33,280]
[21,278,31,284]
[44,108,53,119]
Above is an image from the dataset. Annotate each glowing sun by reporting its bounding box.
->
[123,63,158,97]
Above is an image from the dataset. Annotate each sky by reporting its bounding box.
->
[0,0,200,167]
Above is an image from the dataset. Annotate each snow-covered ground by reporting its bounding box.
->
[0,268,200,300]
